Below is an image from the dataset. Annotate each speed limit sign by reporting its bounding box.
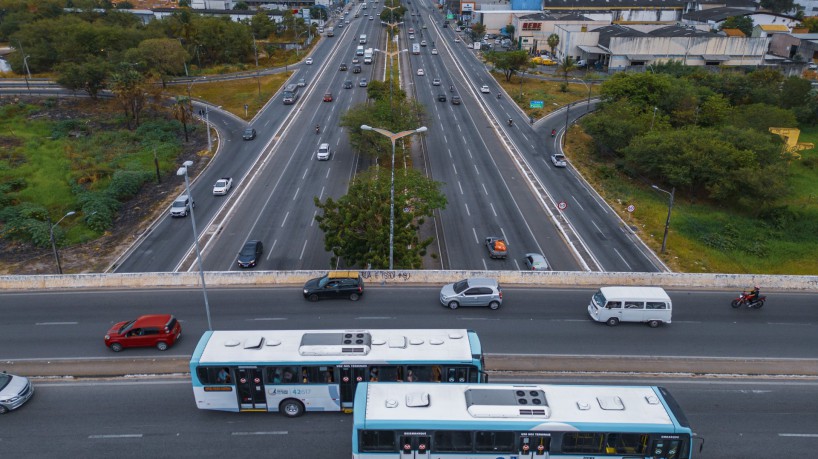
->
[627,204,635,213]
[557,201,567,211]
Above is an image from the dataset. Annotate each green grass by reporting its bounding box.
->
[567,125,818,274]
[165,73,293,121]
[492,71,601,120]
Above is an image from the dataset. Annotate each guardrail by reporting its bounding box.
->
[1,270,816,291]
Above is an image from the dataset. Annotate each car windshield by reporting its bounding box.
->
[241,243,256,256]
[453,279,469,294]
[318,276,331,288]
[216,180,226,187]
[591,291,606,308]
[118,319,136,334]
[172,201,186,208]
[0,373,11,390]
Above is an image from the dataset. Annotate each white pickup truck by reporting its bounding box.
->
[212,177,233,195]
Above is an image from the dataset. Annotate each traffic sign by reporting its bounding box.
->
[557,201,567,210]
[627,204,635,213]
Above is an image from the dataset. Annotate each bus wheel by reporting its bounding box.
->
[281,399,305,418]
[648,320,661,328]
[606,317,619,326]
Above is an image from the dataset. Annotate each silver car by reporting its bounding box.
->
[0,372,34,414]
[523,253,549,271]
[439,278,503,310]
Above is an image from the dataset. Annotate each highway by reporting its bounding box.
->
[1,287,815,360]
[3,377,816,457]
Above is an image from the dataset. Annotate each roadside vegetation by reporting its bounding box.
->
[571,63,818,274]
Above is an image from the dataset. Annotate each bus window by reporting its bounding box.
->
[299,366,335,384]
[561,432,605,454]
[605,433,648,454]
[432,366,442,382]
[267,366,299,384]
[475,431,515,453]
[360,430,397,452]
[434,431,472,452]
[374,366,400,381]
[197,366,233,385]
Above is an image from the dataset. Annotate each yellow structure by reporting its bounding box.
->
[769,127,814,160]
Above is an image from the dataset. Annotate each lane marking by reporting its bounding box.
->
[490,203,497,217]
[299,239,308,260]
[36,322,78,325]
[357,317,395,320]
[248,318,287,321]
[472,228,479,243]
[266,239,278,261]
[482,183,488,195]
[280,211,289,228]
[311,210,318,227]
[779,433,818,438]
[89,434,143,439]
[292,187,300,201]
[232,431,288,436]
[464,203,470,216]
[458,181,464,194]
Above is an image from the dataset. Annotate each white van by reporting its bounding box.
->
[317,143,330,161]
[356,45,364,56]
[587,286,672,327]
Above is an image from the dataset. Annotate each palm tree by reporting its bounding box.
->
[172,96,193,142]
[557,56,576,92]
[547,33,559,57]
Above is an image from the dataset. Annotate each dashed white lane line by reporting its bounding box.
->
[36,322,78,325]
[232,431,288,436]
[89,434,143,439]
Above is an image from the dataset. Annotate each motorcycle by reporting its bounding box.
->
[731,291,766,309]
[315,125,320,134]
[507,118,513,126]
[551,129,556,137]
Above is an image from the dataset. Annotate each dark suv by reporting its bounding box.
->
[237,240,263,268]
[303,271,364,301]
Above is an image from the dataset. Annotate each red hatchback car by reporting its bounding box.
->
[104,314,181,352]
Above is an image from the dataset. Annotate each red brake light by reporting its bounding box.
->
[499,291,503,298]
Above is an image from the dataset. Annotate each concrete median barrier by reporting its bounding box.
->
[5,354,817,379]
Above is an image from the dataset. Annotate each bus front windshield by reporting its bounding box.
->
[591,291,606,308]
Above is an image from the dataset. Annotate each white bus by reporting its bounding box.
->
[352,383,696,458]
[588,286,672,327]
[364,47,374,64]
[360,34,367,44]
[356,45,365,56]
[412,43,421,55]
[282,83,299,104]
[190,329,487,417]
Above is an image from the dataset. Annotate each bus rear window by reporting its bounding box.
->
[361,430,396,452]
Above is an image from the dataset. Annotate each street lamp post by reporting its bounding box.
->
[177,161,213,330]
[360,125,428,270]
[650,106,658,130]
[651,185,675,254]
[571,77,592,113]
[49,211,76,274]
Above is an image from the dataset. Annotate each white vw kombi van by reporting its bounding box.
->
[588,286,672,327]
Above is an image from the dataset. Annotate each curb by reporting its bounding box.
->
[4,354,817,378]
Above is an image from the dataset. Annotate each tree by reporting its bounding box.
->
[251,12,275,39]
[760,0,796,13]
[172,96,193,142]
[178,0,191,7]
[484,50,531,82]
[470,23,486,41]
[56,57,111,98]
[233,1,249,10]
[504,23,515,41]
[116,1,134,8]
[580,102,663,154]
[314,168,447,269]
[720,16,754,36]
[546,33,559,56]
[557,55,577,91]
[801,16,818,33]
[109,65,148,129]
[125,38,188,87]
[599,72,675,109]
[779,76,813,109]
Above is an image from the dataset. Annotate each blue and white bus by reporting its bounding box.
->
[282,83,299,104]
[190,329,486,417]
[352,383,696,458]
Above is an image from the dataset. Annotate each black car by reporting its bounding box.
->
[303,271,364,301]
[339,63,348,71]
[352,65,362,73]
[437,93,447,102]
[237,240,263,268]
[343,80,353,89]
[242,128,256,140]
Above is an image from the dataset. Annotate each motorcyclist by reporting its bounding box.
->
[529,116,534,125]
[551,128,556,137]
[747,285,760,303]
[497,93,501,99]
[450,85,454,92]
[508,118,513,126]
[315,125,320,134]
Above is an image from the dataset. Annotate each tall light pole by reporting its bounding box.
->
[650,106,659,131]
[177,161,213,330]
[571,76,592,113]
[651,185,675,254]
[360,125,428,270]
[49,211,76,274]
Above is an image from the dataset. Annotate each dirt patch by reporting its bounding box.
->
[0,96,211,275]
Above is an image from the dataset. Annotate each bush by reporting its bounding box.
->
[107,170,153,200]
[77,191,121,232]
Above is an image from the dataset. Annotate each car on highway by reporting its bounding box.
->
[409,34,415,39]
[454,37,460,43]
[339,63,348,71]
[242,127,256,140]
[485,236,508,259]
[451,95,461,105]
[808,62,817,70]
[169,194,194,217]
[551,153,567,167]
[352,57,360,64]
[417,68,425,76]
[305,57,314,65]
[369,15,374,20]
[439,278,503,310]
[317,143,331,160]
[437,93,447,102]
[237,240,263,268]
[353,65,362,73]
[422,24,427,29]
[104,314,182,352]
[0,372,34,414]
[303,271,364,302]
[432,78,441,86]
[343,79,353,89]
[359,78,368,87]
[212,177,233,196]
[338,22,344,28]
[297,78,306,87]
[431,48,438,55]
[523,253,549,271]
[323,92,334,102]
[480,85,490,93]
[420,40,427,47]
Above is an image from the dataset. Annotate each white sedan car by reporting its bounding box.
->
[417,68,425,76]
[431,48,438,55]
[454,37,460,43]
[432,78,441,86]
[305,57,314,65]
[480,85,490,93]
